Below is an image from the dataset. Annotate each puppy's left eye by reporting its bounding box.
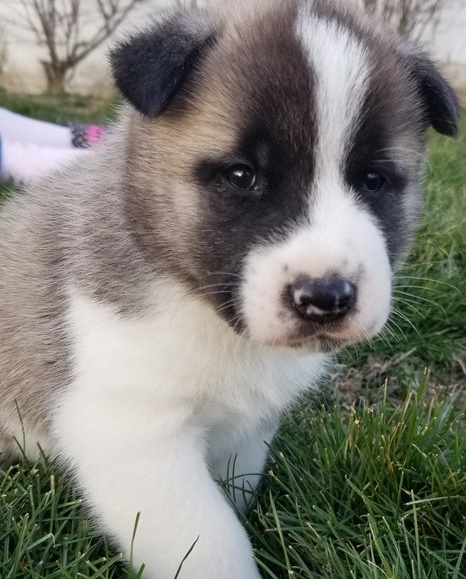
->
[224,164,257,191]
[357,171,386,193]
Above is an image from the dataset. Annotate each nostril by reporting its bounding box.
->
[289,277,356,321]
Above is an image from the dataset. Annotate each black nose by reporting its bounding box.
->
[289,277,356,322]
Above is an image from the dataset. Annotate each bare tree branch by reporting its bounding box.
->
[0,23,8,76]
[7,0,147,92]
[361,0,454,41]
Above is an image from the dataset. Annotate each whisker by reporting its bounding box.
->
[385,317,408,342]
[394,279,459,291]
[392,299,426,320]
[393,291,447,316]
[376,145,426,160]
[379,323,400,345]
[196,283,238,291]
[204,271,243,280]
[197,290,234,299]
[394,284,442,292]
[376,331,393,350]
[390,309,420,335]
[215,300,242,315]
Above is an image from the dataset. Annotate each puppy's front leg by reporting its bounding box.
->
[55,401,261,579]
[210,421,278,515]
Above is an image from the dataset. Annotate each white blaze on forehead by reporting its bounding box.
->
[297,12,371,180]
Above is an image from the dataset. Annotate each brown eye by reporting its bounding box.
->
[358,171,385,193]
[224,164,256,190]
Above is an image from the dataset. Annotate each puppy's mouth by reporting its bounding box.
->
[221,307,356,353]
[245,318,376,353]
[286,335,345,352]
[256,331,350,353]
[205,289,377,353]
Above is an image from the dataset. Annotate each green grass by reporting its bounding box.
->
[250,378,466,579]
[0,93,465,578]
[0,458,134,579]
[0,88,119,125]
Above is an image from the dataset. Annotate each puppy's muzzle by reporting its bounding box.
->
[288,277,356,323]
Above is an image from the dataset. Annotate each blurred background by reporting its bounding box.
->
[0,0,465,101]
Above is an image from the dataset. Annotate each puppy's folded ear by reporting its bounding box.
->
[110,11,215,117]
[400,43,460,137]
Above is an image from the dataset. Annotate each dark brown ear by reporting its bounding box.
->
[400,43,460,137]
[110,11,215,118]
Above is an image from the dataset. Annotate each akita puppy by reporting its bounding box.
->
[0,0,458,577]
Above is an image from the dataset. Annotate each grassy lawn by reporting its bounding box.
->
[0,91,465,578]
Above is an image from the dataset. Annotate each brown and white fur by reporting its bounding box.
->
[0,0,459,577]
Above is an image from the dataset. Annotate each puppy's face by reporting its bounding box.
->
[112,0,458,351]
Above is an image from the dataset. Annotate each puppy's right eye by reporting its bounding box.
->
[224,164,257,191]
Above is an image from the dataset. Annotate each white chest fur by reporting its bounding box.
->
[62,281,326,426]
[51,282,327,579]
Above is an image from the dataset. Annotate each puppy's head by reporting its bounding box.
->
[111,0,458,351]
